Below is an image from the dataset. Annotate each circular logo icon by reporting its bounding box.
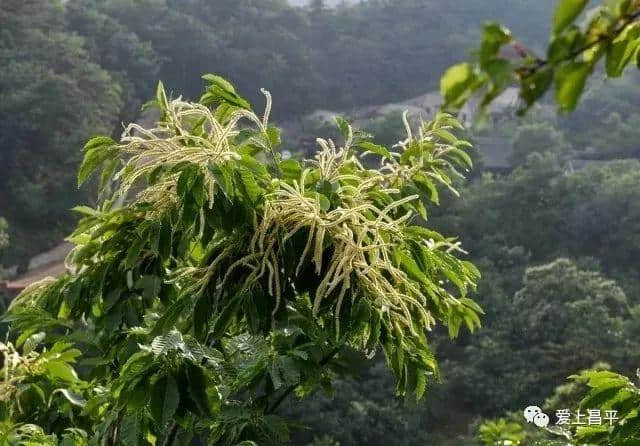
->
[533,412,550,427]
[523,405,542,423]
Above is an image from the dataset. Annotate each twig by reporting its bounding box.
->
[516,9,640,79]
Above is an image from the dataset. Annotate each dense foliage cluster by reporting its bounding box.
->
[441,0,640,113]
[3,0,640,445]
[0,76,480,444]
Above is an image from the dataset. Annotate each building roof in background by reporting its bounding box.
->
[286,88,522,169]
[2,242,72,297]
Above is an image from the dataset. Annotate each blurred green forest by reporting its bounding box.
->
[0,0,554,266]
[2,0,640,444]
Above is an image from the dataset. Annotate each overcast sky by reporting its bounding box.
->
[288,0,359,6]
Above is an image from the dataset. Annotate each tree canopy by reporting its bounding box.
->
[0,76,481,445]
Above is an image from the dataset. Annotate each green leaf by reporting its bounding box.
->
[357,141,392,159]
[151,296,190,336]
[412,173,439,204]
[83,136,115,152]
[317,193,331,211]
[553,0,588,34]
[201,75,251,110]
[448,147,473,168]
[70,205,99,217]
[25,383,47,407]
[479,23,512,65]
[236,168,262,204]
[120,414,141,446]
[580,386,624,410]
[555,61,590,112]
[520,67,554,110]
[547,27,584,63]
[606,24,640,77]
[483,58,513,90]
[202,74,237,94]
[415,368,427,401]
[185,364,210,416]
[616,414,640,439]
[334,116,351,140]
[212,295,243,339]
[23,331,45,354]
[280,159,302,181]
[125,236,146,269]
[177,165,197,198]
[266,126,281,148]
[134,275,162,301]
[194,291,215,341]
[44,361,78,382]
[571,370,630,388]
[433,128,459,144]
[78,144,116,187]
[397,250,428,286]
[150,375,180,430]
[156,80,168,110]
[440,63,480,108]
[208,163,234,199]
[315,179,338,197]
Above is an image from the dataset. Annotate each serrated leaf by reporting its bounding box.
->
[125,236,146,269]
[78,145,116,187]
[397,250,428,286]
[412,173,439,204]
[202,74,237,94]
[236,168,262,204]
[83,136,115,152]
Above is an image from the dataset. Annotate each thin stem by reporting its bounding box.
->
[516,9,640,79]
